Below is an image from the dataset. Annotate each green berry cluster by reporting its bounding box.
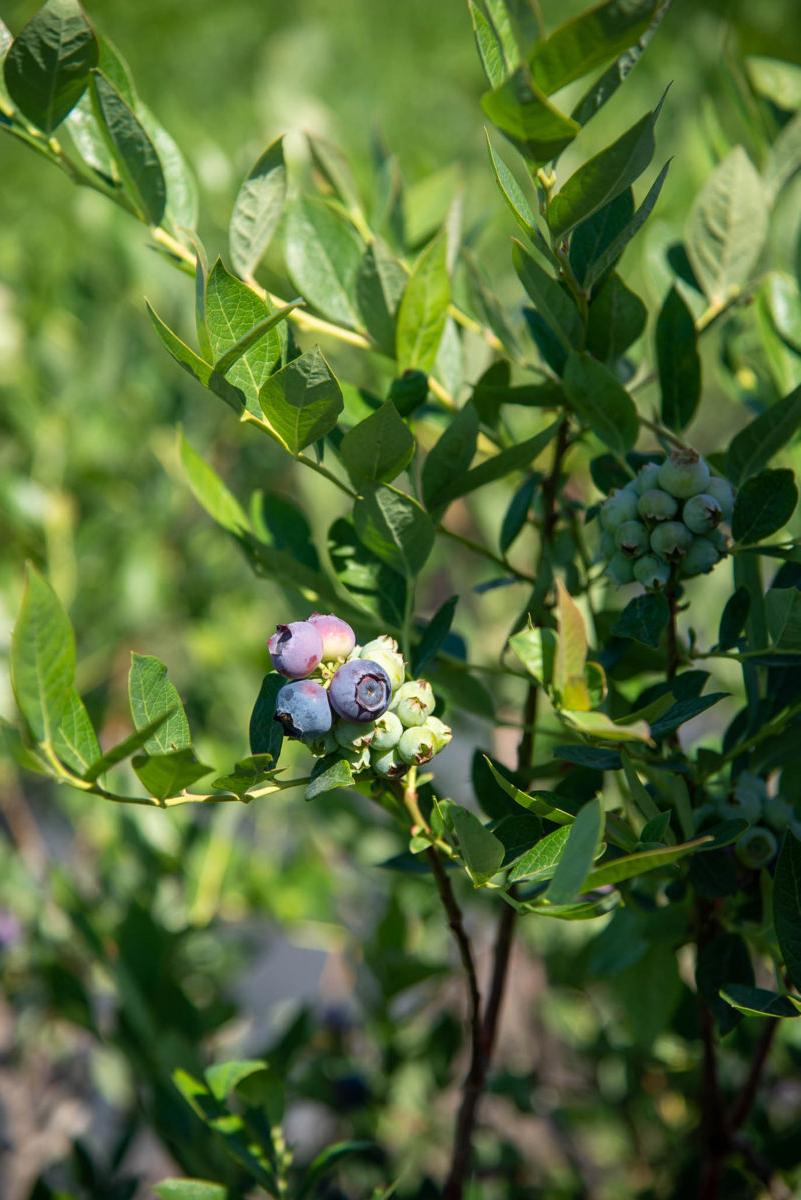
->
[306,635,453,779]
[598,449,735,589]
[696,772,799,869]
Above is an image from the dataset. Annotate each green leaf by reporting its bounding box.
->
[172,1069,276,1190]
[614,593,669,648]
[340,400,414,488]
[259,346,344,453]
[581,160,671,290]
[720,984,800,1020]
[229,137,286,278]
[529,0,663,94]
[83,711,177,783]
[774,830,801,991]
[212,756,281,799]
[732,468,798,544]
[554,578,588,704]
[213,299,300,378]
[307,133,363,214]
[545,797,604,904]
[154,1181,228,1200]
[718,585,750,651]
[509,624,557,688]
[766,588,801,649]
[133,748,212,800]
[249,672,284,761]
[145,301,244,414]
[745,55,801,109]
[413,595,457,675]
[306,755,354,801]
[396,233,450,373]
[128,653,191,754]
[520,892,621,920]
[481,65,579,164]
[508,825,572,883]
[548,92,665,238]
[205,1059,268,1102]
[421,403,479,513]
[430,420,560,513]
[298,1142,377,1200]
[563,352,638,454]
[500,474,537,553]
[54,688,100,776]
[140,106,197,232]
[179,433,249,534]
[4,0,98,133]
[11,565,75,745]
[469,0,507,88]
[656,286,701,432]
[205,259,281,413]
[562,709,651,744]
[586,271,646,363]
[483,756,575,825]
[570,4,668,126]
[355,239,407,357]
[685,146,767,305]
[353,486,435,577]
[327,516,407,628]
[512,240,582,350]
[765,109,801,198]
[485,134,537,237]
[570,189,634,285]
[285,194,364,328]
[726,384,801,485]
[89,70,165,224]
[451,806,505,885]
[583,836,709,890]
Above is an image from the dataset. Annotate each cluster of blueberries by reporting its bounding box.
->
[699,772,800,869]
[598,448,735,589]
[268,613,452,778]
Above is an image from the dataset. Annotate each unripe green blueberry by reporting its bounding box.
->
[397,725,436,765]
[424,715,453,753]
[599,529,617,560]
[705,476,735,519]
[657,448,711,499]
[706,528,728,553]
[304,731,338,757]
[637,488,678,522]
[633,554,671,590]
[334,720,376,751]
[681,536,720,577]
[392,679,436,727]
[360,636,406,690]
[371,746,405,778]
[650,521,693,562]
[342,744,372,772]
[616,520,650,559]
[371,710,403,751]
[735,826,777,869]
[718,773,763,825]
[683,493,723,535]
[632,462,661,495]
[600,489,639,532]
[763,794,793,832]
[607,552,635,584]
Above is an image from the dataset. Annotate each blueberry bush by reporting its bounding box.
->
[4,0,801,1196]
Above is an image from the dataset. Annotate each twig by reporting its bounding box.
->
[728,1019,778,1133]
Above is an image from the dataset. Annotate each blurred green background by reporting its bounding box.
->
[3,0,801,1196]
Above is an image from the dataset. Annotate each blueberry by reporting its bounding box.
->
[392,679,435,728]
[308,613,356,660]
[650,521,693,562]
[637,489,678,522]
[615,520,650,559]
[397,725,436,765]
[342,744,371,772]
[334,720,376,751]
[607,552,635,584]
[371,710,403,750]
[681,536,720,576]
[718,772,763,824]
[657,449,710,499]
[360,636,406,690]
[305,731,338,757]
[329,659,392,722]
[599,489,639,532]
[763,794,793,832]
[268,620,323,678]
[735,826,777,869]
[632,462,661,495]
[425,715,453,752]
[371,746,405,777]
[599,530,617,560]
[683,493,722,535]
[706,476,735,519]
[274,680,332,739]
[633,554,670,590]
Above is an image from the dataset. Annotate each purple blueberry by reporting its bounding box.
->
[328,659,392,722]
[274,680,332,739]
[268,620,323,678]
[308,612,356,660]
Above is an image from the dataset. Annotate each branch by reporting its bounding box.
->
[728,1019,778,1133]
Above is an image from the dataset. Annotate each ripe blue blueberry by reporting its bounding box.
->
[637,489,678,522]
[329,659,392,722]
[274,680,332,739]
[615,520,649,559]
[268,620,323,678]
[650,521,693,562]
[308,612,356,660]
[683,493,722,535]
[633,554,670,590]
[657,449,710,499]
